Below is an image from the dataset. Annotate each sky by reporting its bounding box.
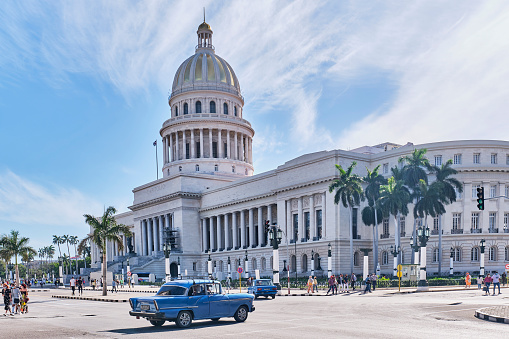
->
[1,0,509,254]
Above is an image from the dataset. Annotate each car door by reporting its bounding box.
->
[208,283,230,317]
[187,284,210,319]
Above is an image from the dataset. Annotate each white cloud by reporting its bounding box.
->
[0,170,103,227]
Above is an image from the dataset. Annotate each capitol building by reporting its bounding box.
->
[89,21,509,280]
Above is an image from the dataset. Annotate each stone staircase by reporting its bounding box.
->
[131,257,166,281]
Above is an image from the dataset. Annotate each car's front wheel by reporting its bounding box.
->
[150,320,165,327]
[211,318,220,322]
[176,311,193,328]
[234,305,248,322]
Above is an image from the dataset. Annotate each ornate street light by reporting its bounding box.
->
[227,257,231,282]
[177,257,181,279]
[390,245,401,278]
[409,236,420,265]
[163,243,171,282]
[268,223,283,290]
[327,243,332,278]
[311,250,315,277]
[244,250,249,279]
[449,247,454,276]
[416,226,430,290]
[207,251,212,279]
[479,239,486,278]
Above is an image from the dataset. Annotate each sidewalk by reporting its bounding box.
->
[475,306,509,324]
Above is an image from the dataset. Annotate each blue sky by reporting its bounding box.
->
[1,0,509,254]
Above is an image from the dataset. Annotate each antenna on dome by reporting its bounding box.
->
[203,7,206,22]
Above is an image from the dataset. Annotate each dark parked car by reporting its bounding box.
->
[129,279,255,328]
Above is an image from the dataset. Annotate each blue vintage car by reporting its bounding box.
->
[129,279,255,328]
[247,279,277,299]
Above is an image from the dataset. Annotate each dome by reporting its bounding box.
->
[198,21,211,30]
[170,50,241,98]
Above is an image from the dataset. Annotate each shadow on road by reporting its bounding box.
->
[104,319,239,334]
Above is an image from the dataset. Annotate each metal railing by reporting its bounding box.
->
[489,228,499,233]
[451,229,464,234]
[380,233,390,239]
[470,228,482,234]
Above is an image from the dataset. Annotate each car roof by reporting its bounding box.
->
[161,279,217,288]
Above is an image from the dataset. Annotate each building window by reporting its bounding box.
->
[223,103,228,115]
[473,153,480,164]
[472,184,481,198]
[489,212,496,229]
[506,154,509,165]
[454,185,463,200]
[381,251,388,265]
[490,185,496,198]
[185,143,190,159]
[196,142,200,158]
[316,210,322,239]
[491,153,497,164]
[232,166,235,173]
[354,252,360,266]
[435,155,442,166]
[214,164,218,171]
[301,254,308,272]
[453,154,462,165]
[489,246,497,261]
[382,163,389,174]
[383,218,389,236]
[471,212,480,230]
[261,257,266,270]
[224,143,227,159]
[290,255,296,272]
[184,103,188,114]
[195,164,199,172]
[192,262,197,271]
[212,142,218,158]
[452,213,461,230]
[471,247,479,261]
[505,247,509,261]
[505,185,509,198]
[453,247,461,262]
[432,248,439,263]
[304,212,310,240]
[401,250,405,264]
[234,106,237,116]
[433,216,439,231]
[196,101,202,113]
[175,106,178,116]
[400,216,405,236]
[293,214,298,241]
[210,101,216,113]
[504,213,509,231]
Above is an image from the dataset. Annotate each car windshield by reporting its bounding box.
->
[255,280,272,286]
[156,285,187,296]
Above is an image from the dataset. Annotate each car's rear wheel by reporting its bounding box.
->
[176,311,192,328]
[271,295,276,299]
[234,305,248,322]
[149,320,165,327]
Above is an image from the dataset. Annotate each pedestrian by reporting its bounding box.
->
[492,271,501,295]
[2,283,12,316]
[313,276,318,293]
[111,278,117,293]
[483,274,492,295]
[326,275,335,295]
[362,275,372,294]
[370,273,377,291]
[70,276,76,295]
[502,272,507,286]
[120,277,124,288]
[476,276,483,290]
[226,276,231,291]
[351,273,357,290]
[91,279,96,290]
[11,284,20,314]
[307,276,313,293]
[344,274,349,293]
[465,272,471,288]
[77,277,83,296]
[127,277,131,289]
[20,283,28,314]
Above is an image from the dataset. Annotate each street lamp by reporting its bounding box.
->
[416,225,430,290]
[449,247,454,276]
[409,236,420,265]
[227,257,231,283]
[177,257,181,279]
[268,224,283,290]
[390,245,401,278]
[244,250,249,280]
[163,243,171,282]
[311,250,315,277]
[360,249,372,280]
[126,257,131,287]
[327,243,332,278]
[479,239,486,278]
[207,251,212,279]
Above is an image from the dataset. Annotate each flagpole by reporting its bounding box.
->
[154,140,159,180]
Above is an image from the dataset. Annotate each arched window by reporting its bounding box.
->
[290,255,296,272]
[196,101,202,113]
[214,164,218,171]
[489,246,497,261]
[195,164,199,172]
[218,261,223,272]
[432,248,439,262]
[381,251,388,265]
[505,246,509,261]
[301,254,308,272]
[313,252,319,270]
[261,257,266,270]
[223,103,228,114]
[252,258,257,270]
[234,106,237,116]
[175,106,178,116]
[471,247,479,261]
[183,103,188,115]
[210,101,216,113]
[354,252,360,266]
[453,247,461,262]
[270,256,273,269]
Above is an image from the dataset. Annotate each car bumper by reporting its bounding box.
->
[129,311,165,319]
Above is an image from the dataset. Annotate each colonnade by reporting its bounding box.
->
[287,193,326,243]
[202,204,275,252]
[139,213,174,256]
[172,97,241,118]
[162,128,253,164]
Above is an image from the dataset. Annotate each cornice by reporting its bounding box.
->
[129,191,201,211]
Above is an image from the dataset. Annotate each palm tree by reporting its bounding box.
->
[62,235,72,274]
[413,179,446,226]
[70,235,79,274]
[21,249,34,279]
[362,165,386,271]
[0,230,37,286]
[79,206,132,296]
[52,235,63,263]
[329,161,364,274]
[428,159,463,274]
[379,176,411,268]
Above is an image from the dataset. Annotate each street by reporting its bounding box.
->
[1,288,508,338]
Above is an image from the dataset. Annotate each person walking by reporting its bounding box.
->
[362,275,372,294]
[344,274,349,293]
[465,272,471,288]
[306,276,313,293]
[11,284,20,314]
[476,276,483,290]
[2,283,12,316]
[111,278,117,293]
[483,274,492,295]
[351,273,357,291]
[69,277,76,296]
[20,283,28,314]
[502,272,507,286]
[371,273,377,291]
[313,276,318,293]
[492,271,501,295]
[326,275,335,295]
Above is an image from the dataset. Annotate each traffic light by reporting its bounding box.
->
[264,220,270,234]
[476,187,484,210]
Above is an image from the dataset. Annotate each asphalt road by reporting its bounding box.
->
[1,288,508,338]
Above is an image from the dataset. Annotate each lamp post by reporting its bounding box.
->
[390,245,401,278]
[244,250,249,280]
[479,239,486,278]
[213,261,217,280]
[327,243,332,278]
[416,225,430,290]
[121,261,124,284]
[227,257,231,282]
[207,251,212,279]
[409,236,420,265]
[177,257,181,279]
[163,243,171,282]
[449,247,454,276]
[126,257,131,287]
[268,224,283,290]
[294,230,298,285]
[360,249,372,280]
[311,250,315,277]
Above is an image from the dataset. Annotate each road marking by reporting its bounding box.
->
[426,307,479,314]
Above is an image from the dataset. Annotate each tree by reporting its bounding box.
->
[0,230,37,286]
[70,235,79,274]
[362,165,386,272]
[52,235,64,267]
[379,176,411,267]
[413,179,446,227]
[428,159,463,274]
[329,161,364,274]
[62,235,72,274]
[79,206,131,296]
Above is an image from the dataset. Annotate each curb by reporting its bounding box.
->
[51,295,128,303]
[475,308,509,324]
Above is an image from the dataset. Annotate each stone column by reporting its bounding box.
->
[267,204,273,245]
[322,192,327,238]
[234,132,238,160]
[310,195,316,241]
[217,215,223,251]
[226,130,230,159]
[298,197,304,242]
[175,131,180,161]
[209,217,214,251]
[200,129,204,158]
[232,212,238,249]
[202,219,208,252]
[148,218,154,255]
[240,210,246,249]
[209,129,213,158]
[169,135,174,162]
[162,137,167,164]
[287,200,294,241]
[182,129,187,159]
[225,213,230,250]
[240,134,244,161]
[218,129,223,158]
[142,219,148,256]
[159,215,165,250]
[191,129,195,158]
[258,207,263,247]
[249,208,255,248]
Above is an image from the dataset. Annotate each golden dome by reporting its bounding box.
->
[198,21,211,30]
